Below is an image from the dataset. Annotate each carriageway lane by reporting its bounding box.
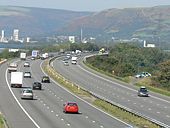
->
[52,56,170,127]
[4,58,130,128]
[0,61,37,128]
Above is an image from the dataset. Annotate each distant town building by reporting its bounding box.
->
[0,30,4,42]
[8,49,19,52]
[0,30,8,43]
[1,30,4,40]
[0,29,32,43]
[26,37,30,43]
[69,36,75,43]
[13,29,19,41]
[82,38,88,43]
[143,40,155,48]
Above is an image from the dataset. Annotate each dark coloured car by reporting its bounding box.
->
[32,82,42,90]
[138,86,149,97]
[63,102,79,113]
[41,76,50,83]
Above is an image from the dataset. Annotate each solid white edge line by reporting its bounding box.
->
[5,63,40,128]
[40,61,133,127]
[78,65,170,104]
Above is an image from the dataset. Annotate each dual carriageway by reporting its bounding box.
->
[0,53,169,128]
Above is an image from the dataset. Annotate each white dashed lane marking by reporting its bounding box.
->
[37,94,106,128]
[166,115,170,118]
[148,108,152,111]
[67,123,70,126]
[38,98,72,127]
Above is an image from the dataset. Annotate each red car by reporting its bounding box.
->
[63,102,79,113]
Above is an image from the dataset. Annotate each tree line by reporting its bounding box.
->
[0,42,169,90]
[86,43,170,90]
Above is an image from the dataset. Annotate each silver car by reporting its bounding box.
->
[64,61,69,66]
[138,86,149,97]
[21,88,33,100]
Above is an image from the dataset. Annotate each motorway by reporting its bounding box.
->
[52,55,170,127]
[0,58,131,128]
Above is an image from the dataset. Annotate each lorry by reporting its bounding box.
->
[20,52,26,60]
[75,50,81,54]
[41,53,49,60]
[8,62,18,73]
[10,72,23,88]
[31,50,39,59]
[71,56,78,64]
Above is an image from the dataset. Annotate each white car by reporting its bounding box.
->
[31,57,35,60]
[135,74,145,78]
[135,72,151,78]
[21,88,33,100]
[24,62,30,67]
[8,62,18,73]
[24,72,31,78]
[142,72,151,77]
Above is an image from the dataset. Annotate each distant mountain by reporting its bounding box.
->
[60,5,170,42]
[0,6,91,37]
[1,6,170,44]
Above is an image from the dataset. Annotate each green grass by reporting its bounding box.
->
[93,99,159,128]
[84,62,132,83]
[42,60,161,128]
[43,63,92,98]
[0,114,5,128]
[84,61,170,97]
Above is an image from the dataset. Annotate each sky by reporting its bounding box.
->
[1,0,170,12]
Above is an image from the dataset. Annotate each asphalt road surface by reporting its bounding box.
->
[0,58,131,128]
[52,55,170,127]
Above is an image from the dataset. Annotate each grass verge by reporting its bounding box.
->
[42,60,160,128]
[84,62,129,83]
[0,114,5,128]
[93,99,158,128]
[84,61,170,97]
